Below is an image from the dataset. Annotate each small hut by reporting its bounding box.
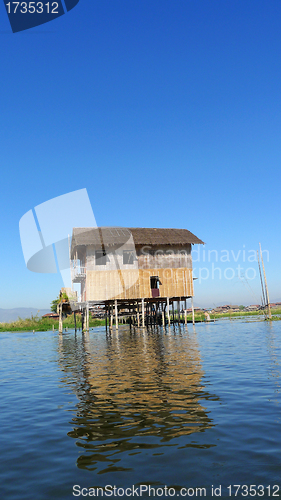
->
[70,227,204,328]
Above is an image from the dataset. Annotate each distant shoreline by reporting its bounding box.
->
[1,308,281,332]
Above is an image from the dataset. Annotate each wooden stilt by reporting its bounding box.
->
[191,297,195,325]
[162,306,165,327]
[115,299,118,330]
[128,303,131,328]
[184,299,187,325]
[86,303,89,332]
[137,302,140,327]
[177,300,180,324]
[142,298,145,327]
[105,305,108,331]
[167,297,170,326]
[74,311,77,333]
[59,303,63,333]
[110,304,113,329]
[172,301,175,324]
[82,309,85,332]
[133,303,136,325]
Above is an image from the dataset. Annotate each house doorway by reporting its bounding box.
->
[150,276,161,298]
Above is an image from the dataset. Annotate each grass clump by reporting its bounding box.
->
[0,314,105,332]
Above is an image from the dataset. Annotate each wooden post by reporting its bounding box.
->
[110,304,113,330]
[167,297,170,326]
[115,299,118,330]
[177,300,180,324]
[162,308,165,326]
[74,311,77,333]
[184,299,187,325]
[142,298,145,327]
[133,304,136,325]
[259,243,272,319]
[86,303,89,332]
[146,302,149,326]
[59,303,63,333]
[128,303,131,328]
[81,309,85,332]
[172,301,175,324]
[105,305,108,331]
[257,250,266,310]
[191,297,195,325]
[137,302,140,327]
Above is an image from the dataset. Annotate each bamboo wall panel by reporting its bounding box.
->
[86,268,193,301]
[86,244,138,271]
[136,244,192,270]
[85,244,192,271]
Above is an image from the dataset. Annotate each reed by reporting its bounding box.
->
[0,314,105,332]
[1,307,280,332]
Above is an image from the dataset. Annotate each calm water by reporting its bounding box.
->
[1,319,281,499]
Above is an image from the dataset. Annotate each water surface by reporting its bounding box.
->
[1,319,281,499]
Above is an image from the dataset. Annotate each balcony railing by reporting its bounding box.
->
[71,265,86,283]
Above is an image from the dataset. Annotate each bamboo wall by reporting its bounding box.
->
[85,244,192,271]
[86,267,193,301]
[136,244,192,270]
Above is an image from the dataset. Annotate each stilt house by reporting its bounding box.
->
[70,227,203,308]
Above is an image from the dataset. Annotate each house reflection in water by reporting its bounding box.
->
[57,326,219,474]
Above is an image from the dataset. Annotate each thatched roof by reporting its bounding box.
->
[128,228,204,245]
[71,227,204,253]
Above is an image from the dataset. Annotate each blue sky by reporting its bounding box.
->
[0,0,281,309]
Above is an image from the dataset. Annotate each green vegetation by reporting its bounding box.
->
[60,291,69,302]
[1,307,281,332]
[265,316,281,321]
[50,298,59,313]
[0,314,105,332]
[180,307,281,323]
[50,292,69,312]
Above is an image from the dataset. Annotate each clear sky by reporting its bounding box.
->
[1,0,281,310]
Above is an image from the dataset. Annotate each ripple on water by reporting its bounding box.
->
[1,320,281,499]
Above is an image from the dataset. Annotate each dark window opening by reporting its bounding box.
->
[150,276,162,297]
[123,250,135,265]
[96,250,108,266]
[150,276,159,289]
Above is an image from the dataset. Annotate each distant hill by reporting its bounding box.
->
[0,308,51,323]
